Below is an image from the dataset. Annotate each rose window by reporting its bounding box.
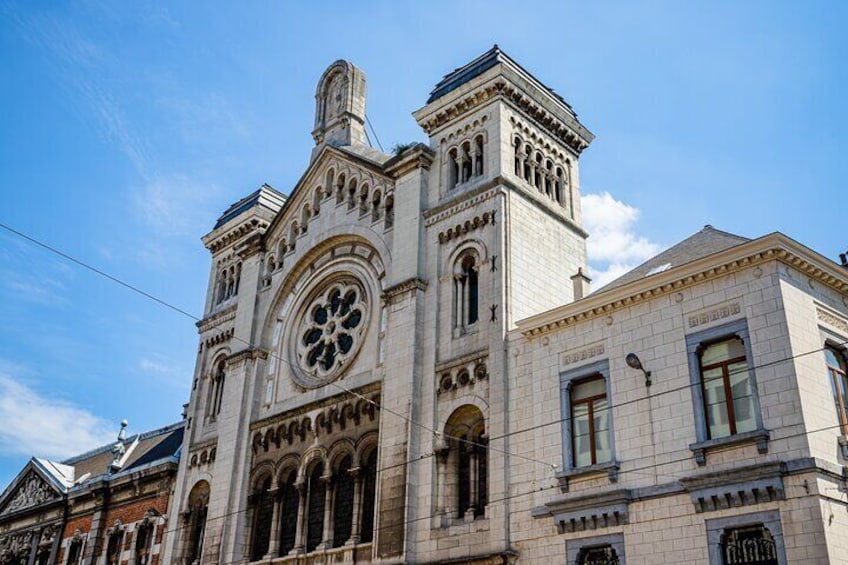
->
[296,281,367,381]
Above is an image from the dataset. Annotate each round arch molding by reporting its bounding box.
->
[264,236,387,390]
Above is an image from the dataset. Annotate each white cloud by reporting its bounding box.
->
[132,174,222,237]
[581,192,664,290]
[0,362,113,461]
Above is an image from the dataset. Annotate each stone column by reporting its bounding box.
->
[347,468,362,545]
[467,445,479,520]
[319,475,334,549]
[290,483,307,555]
[264,488,282,559]
[435,448,449,520]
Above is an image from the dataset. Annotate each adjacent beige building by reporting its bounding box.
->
[162,46,848,565]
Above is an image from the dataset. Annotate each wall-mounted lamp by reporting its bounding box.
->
[625,353,652,388]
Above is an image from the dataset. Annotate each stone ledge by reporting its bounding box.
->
[689,428,770,466]
[555,460,619,492]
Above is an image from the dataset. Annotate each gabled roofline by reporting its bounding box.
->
[0,458,67,515]
[516,232,848,337]
[263,144,395,239]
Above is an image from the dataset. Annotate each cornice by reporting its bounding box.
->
[424,184,500,225]
[383,144,435,178]
[203,217,270,254]
[517,234,848,338]
[417,77,591,156]
[196,305,237,333]
[382,278,428,300]
[226,347,268,365]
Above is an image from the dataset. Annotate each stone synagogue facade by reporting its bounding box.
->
[3,47,848,565]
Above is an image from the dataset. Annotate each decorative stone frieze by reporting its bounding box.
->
[250,390,380,454]
[438,211,496,244]
[436,351,488,395]
[817,306,848,335]
[688,302,742,329]
[559,343,605,368]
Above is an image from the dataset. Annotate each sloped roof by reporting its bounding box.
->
[61,422,184,483]
[427,44,575,113]
[214,183,287,229]
[595,226,750,294]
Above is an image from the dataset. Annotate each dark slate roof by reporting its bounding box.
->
[62,422,184,481]
[427,44,574,111]
[214,183,287,229]
[595,226,750,294]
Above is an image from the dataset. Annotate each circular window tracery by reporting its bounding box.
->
[294,279,368,386]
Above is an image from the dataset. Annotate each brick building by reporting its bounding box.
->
[0,422,183,565]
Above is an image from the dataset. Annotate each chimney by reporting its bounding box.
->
[571,268,591,301]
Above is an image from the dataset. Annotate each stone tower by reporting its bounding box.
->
[165,47,593,565]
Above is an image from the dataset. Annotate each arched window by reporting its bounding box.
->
[513,137,523,176]
[313,187,323,215]
[305,463,326,553]
[454,254,479,332]
[207,358,226,420]
[249,476,274,561]
[555,167,564,206]
[371,190,382,222]
[359,184,370,217]
[336,173,346,204]
[359,448,377,543]
[826,347,848,434]
[66,538,83,565]
[185,481,210,565]
[105,528,123,565]
[347,179,357,210]
[332,455,354,547]
[278,471,299,556]
[384,195,394,229]
[534,153,543,191]
[698,337,756,439]
[301,205,311,233]
[523,145,532,183]
[325,169,335,199]
[440,406,487,521]
[447,148,459,190]
[461,142,472,183]
[134,519,154,565]
[474,135,484,177]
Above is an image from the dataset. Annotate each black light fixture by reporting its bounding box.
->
[626,353,652,388]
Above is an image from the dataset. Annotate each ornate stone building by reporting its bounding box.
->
[157,46,848,564]
[0,421,183,565]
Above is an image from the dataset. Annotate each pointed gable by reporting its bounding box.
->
[0,466,63,517]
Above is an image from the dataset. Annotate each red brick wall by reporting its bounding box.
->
[103,492,170,527]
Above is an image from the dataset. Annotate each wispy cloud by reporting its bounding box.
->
[132,173,223,237]
[138,353,191,390]
[582,191,663,290]
[0,360,113,461]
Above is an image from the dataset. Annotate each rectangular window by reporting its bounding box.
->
[560,360,614,472]
[699,337,756,439]
[571,376,610,467]
[686,319,767,464]
[826,347,848,435]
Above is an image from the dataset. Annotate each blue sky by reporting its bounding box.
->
[0,1,845,486]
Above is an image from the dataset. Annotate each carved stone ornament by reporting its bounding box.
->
[1,472,55,515]
[292,278,369,388]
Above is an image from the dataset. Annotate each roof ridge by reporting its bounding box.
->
[61,421,184,465]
